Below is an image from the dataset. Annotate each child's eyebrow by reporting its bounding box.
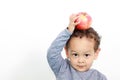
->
[70,49,78,53]
[71,50,77,52]
[70,49,92,54]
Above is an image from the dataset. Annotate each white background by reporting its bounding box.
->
[0,0,120,80]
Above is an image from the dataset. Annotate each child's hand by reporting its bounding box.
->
[67,14,81,33]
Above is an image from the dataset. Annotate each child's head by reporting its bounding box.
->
[65,27,101,72]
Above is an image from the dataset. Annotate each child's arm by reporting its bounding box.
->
[47,29,71,75]
[47,14,80,76]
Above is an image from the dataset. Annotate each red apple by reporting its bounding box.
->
[75,12,92,30]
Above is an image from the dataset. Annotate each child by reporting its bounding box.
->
[47,14,107,80]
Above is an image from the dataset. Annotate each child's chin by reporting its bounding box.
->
[77,69,88,72]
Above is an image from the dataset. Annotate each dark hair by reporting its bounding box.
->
[66,27,101,52]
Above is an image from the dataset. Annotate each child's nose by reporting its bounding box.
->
[78,57,85,63]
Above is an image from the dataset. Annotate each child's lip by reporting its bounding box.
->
[77,65,86,68]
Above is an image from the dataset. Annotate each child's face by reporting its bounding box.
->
[66,37,100,72]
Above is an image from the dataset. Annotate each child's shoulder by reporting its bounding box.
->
[90,68,107,79]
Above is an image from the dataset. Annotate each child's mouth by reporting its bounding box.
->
[78,65,85,69]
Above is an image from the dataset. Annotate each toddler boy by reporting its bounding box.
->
[47,14,107,80]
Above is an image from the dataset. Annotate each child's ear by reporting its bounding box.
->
[94,48,101,60]
[64,47,69,58]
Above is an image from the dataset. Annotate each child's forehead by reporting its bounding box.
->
[68,48,94,55]
[70,36,95,43]
[69,37,95,50]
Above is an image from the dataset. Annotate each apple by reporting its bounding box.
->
[75,12,92,30]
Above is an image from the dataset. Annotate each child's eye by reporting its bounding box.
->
[84,54,90,57]
[74,54,78,56]
[72,53,79,57]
